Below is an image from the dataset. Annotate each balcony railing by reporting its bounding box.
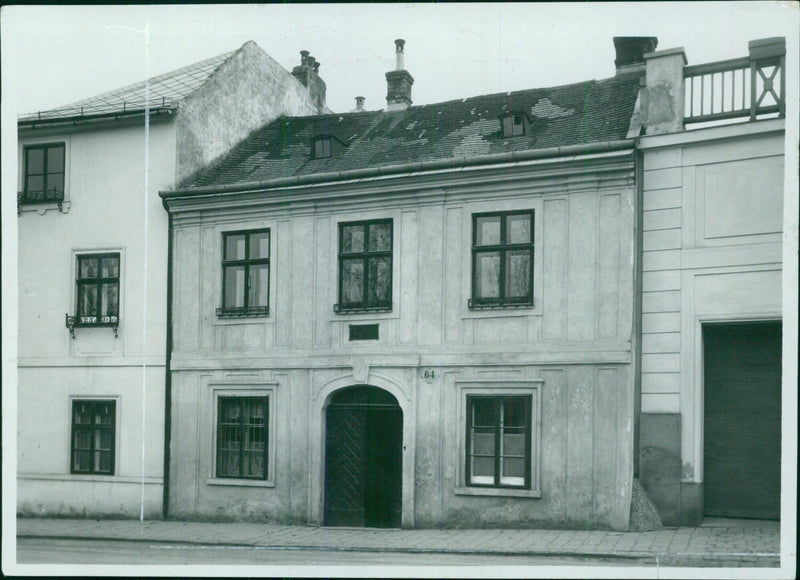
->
[66,314,119,338]
[684,37,785,125]
[18,188,65,213]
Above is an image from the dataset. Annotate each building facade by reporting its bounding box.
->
[16,41,328,517]
[635,38,786,526]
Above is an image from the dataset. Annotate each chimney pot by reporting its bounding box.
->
[300,50,309,66]
[613,37,658,73]
[307,55,316,70]
[394,38,406,71]
[314,61,320,73]
[355,96,365,112]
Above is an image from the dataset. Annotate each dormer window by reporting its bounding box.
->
[501,113,527,138]
[312,136,332,159]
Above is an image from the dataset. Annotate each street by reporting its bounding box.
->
[16,537,778,569]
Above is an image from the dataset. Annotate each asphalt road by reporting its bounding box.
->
[16,538,778,569]
[17,537,645,568]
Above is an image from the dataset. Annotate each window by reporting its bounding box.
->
[335,219,392,312]
[466,395,531,488]
[22,143,65,204]
[470,211,534,308]
[218,229,270,317]
[71,400,116,475]
[68,253,120,333]
[501,113,525,137]
[216,396,269,480]
[313,136,332,159]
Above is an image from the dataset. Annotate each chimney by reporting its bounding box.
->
[353,96,365,112]
[292,50,327,112]
[613,37,658,75]
[385,39,414,111]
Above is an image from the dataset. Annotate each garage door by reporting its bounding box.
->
[703,322,781,520]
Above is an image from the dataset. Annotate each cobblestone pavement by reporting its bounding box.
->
[15,517,782,567]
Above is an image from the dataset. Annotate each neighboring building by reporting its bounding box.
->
[16,41,329,518]
[635,38,786,526]
[160,39,646,529]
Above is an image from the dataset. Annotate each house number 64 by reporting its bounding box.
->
[423,369,436,383]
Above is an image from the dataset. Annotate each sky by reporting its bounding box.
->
[2,2,798,116]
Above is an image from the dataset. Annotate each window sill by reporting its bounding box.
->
[454,486,541,498]
[333,304,392,314]
[468,299,534,310]
[206,477,275,488]
[216,306,269,318]
[18,200,70,215]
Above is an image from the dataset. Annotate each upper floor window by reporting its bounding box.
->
[466,395,532,489]
[501,113,526,138]
[470,211,534,309]
[71,399,116,475]
[218,229,270,318]
[21,143,65,204]
[335,219,392,313]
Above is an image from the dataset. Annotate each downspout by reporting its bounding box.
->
[162,209,174,518]
[633,146,644,478]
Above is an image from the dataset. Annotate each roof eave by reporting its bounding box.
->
[18,107,177,129]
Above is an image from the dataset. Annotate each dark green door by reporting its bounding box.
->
[324,386,402,528]
[703,322,781,519]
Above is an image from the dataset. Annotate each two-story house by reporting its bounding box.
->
[159,39,648,529]
[16,41,329,518]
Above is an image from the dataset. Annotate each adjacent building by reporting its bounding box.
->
[16,41,329,517]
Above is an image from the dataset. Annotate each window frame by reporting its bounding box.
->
[500,112,527,138]
[67,252,121,337]
[214,395,269,481]
[470,210,535,309]
[21,142,66,204]
[335,218,393,313]
[312,136,332,159]
[70,399,116,475]
[218,228,270,318]
[456,381,542,498]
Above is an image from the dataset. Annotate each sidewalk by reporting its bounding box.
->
[16,516,781,566]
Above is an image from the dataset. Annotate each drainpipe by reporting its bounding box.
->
[161,210,174,518]
[633,147,644,478]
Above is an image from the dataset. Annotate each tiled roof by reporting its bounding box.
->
[19,50,235,123]
[187,72,641,189]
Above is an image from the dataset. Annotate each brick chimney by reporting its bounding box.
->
[353,96,366,112]
[292,50,327,111]
[613,37,658,75]
[386,39,414,111]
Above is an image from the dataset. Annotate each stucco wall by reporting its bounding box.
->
[175,41,329,186]
[17,118,174,517]
[167,154,638,528]
[639,120,784,523]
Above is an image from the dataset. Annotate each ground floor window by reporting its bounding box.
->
[216,396,269,479]
[71,399,116,475]
[466,395,532,488]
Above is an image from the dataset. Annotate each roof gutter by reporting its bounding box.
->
[161,139,635,200]
[18,107,176,129]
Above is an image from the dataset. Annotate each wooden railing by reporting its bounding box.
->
[684,38,785,124]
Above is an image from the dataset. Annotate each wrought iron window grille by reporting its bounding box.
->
[65,314,119,338]
[18,188,65,214]
[467,298,534,310]
[215,306,269,318]
[333,303,392,314]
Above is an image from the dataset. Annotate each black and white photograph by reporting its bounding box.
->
[1,3,797,578]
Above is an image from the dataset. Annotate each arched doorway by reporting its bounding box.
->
[324,385,403,528]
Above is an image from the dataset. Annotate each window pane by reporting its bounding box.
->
[73,450,92,472]
[26,175,44,192]
[471,457,495,479]
[46,172,65,193]
[340,259,364,303]
[249,232,269,260]
[502,433,525,457]
[475,252,500,298]
[97,429,114,451]
[507,214,531,244]
[249,264,269,307]
[78,285,97,317]
[367,256,391,304]
[223,266,245,308]
[475,216,501,246]
[472,431,495,456]
[100,284,119,317]
[97,451,113,473]
[74,429,92,450]
[501,457,525,480]
[80,257,99,279]
[341,225,365,253]
[224,234,246,261]
[96,403,114,425]
[48,146,65,172]
[512,115,524,135]
[26,148,44,174]
[74,402,93,425]
[506,250,531,298]
[368,222,391,251]
[471,398,495,427]
[503,398,527,428]
[102,256,119,278]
